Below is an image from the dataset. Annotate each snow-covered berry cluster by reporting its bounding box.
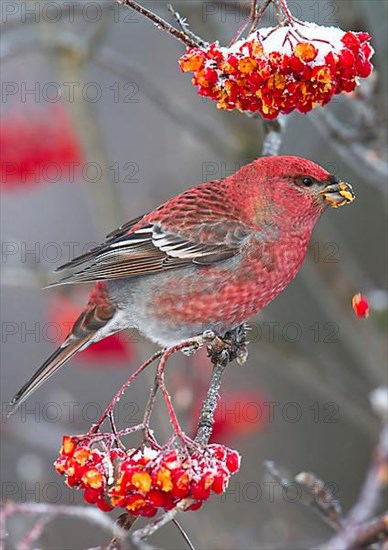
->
[180,22,374,119]
[55,436,241,517]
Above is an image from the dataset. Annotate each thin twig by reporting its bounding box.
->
[142,376,162,448]
[116,0,199,48]
[229,0,258,46]
[342,513,388,549]
[17,516,52,550]
[250,0,274,33]
[130,507,179,550]
[105,513,138,550]
[167,4,209,48]
[272,0,285,24]
[310,109,388,196]
[89,350,163,435]
[278,0,293,20]
[108,410,125,450]
[0,502,125,548]
[264,461,343,532]
[295,471,344,531]
[129,497,197,549]
[156,340,202,442]
[172,519,196,550]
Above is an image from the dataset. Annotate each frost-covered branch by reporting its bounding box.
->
[116,0,199,48]
[325,387,388,550]
[265,388,388,549]
[261,114,288,156]
[0,502,125,549]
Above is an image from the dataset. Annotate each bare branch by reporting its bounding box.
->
[310,109,388,196]
[340,513,388,548]
[250,0,274,34]
[167,4,209,48]
[17,515,52,550]
[105,513,138,550]
[195,326,248,446]
[264,461,344,531]
[229,0,259,46]
[130,507,179,550]
[325,387,388,549]
[265,389,388,549]
[261,114,288,156]
[172,519,196,550]
[116,0,199,48]
[0,502,125,548]
[295,471,344,531]
[89,350,163,435]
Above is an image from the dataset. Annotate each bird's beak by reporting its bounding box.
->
[320,181,355,208]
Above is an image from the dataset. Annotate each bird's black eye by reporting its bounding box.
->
[302,177,313,187]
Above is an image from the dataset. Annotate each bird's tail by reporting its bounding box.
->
[8,292,116,417]
[7,335,92,416]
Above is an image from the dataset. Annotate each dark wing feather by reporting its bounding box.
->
[51,183,253,286]
[51,225,242,285]
[54,215,148,272]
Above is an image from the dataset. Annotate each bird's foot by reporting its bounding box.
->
[180,338,202,356]
[180,325,249,365]
[204,324,249,366]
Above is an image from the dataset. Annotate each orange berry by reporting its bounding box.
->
[62,436,75,455]
[180,52,204,72]
[74,448,90,466]
[156,467,173,492]
[238,58,257,74]
[267,73,286,91]
[126,494,146,513]
[294,42,318,62]
[131,472,152,494]
[82,469,104,489]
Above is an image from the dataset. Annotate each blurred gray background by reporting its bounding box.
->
[1,1,387,548]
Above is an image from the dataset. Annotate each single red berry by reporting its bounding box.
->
[341,32,360,51]
[226,451,241,473]
[352,293,370,318]
[339,49,355,68]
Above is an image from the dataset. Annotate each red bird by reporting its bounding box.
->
[9,156,354,413]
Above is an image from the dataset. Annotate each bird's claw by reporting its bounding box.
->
[181,340,201,356]
[179,326,249,365]
[206,324,249,366]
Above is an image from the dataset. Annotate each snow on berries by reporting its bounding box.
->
[55,436,241,516]
[54,436,114,511]
[179,22,374,119]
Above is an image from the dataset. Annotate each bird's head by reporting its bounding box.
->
[243,156,355,229]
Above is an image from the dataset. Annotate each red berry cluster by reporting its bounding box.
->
[110,444,240,517]
[55,436,241,517]
[179,24,373,119]
[54,436,113,511]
